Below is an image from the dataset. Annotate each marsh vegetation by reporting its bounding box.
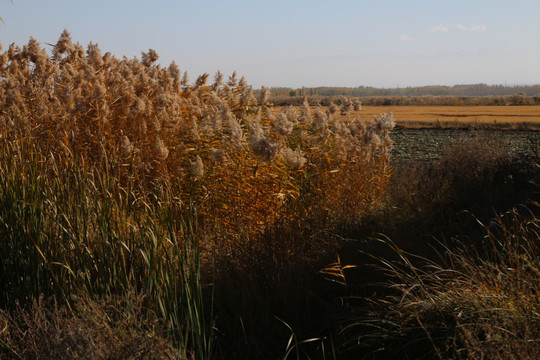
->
[0,33,539,359]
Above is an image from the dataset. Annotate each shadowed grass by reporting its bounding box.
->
[334,204,540,359]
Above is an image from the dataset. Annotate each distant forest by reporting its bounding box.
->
[270,84,540,97]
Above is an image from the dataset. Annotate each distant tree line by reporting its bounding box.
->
[270,83,540,98]
[269,93,540,107]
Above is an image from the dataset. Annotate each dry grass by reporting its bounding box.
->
[0,31,397,359]
[330,133,540,359]
[0,294,176,360]
[356,204,540,360]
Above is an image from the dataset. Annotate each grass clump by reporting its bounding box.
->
[348,204,540,359]
[386,132,538,244]
[315,131,539,359]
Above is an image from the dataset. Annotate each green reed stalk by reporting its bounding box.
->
[0,131,212,359]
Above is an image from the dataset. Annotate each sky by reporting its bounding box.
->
[1,0,539,88]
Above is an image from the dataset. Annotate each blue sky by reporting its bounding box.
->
[1,0,539,88]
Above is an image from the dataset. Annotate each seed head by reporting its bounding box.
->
[86,42,103,68]
[371,112,395,132]
[120,135,134,157]
[141,49,159,67]
[23,37,42,63]
[190,155,204,178]
[370,133,381,149]
[353,98,362,111]
[274,113,294,136]
[53,29,73,58]
[228,71,238,87]
[153,137,169,160]
[239,76,248,88]
[259,86,270,104]
[313,109,329,129]
[168,61,180,80]
[250,136,279,162]
[181,72,190,89]
[229,114,245,147]
[281,147,306,169]
[132,97,146,115]
[94,83,106,98]
[210,147,226,164]
[213,70,223,89]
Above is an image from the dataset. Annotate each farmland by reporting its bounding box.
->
[362,105,540,128]
[391,128,539,161]
[276,103,540,161]
[276,105,540,129]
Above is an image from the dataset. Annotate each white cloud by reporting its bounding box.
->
[399,34,413,42]
[429,23,449,32]
[430,23,487,33]
[470,24,487,32]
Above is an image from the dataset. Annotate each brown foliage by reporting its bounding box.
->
[0,31,395,247]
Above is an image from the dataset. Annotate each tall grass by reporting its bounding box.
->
[0,31,394,242]
[0,127,211,358]
[349,204,540,359]
[0,31,395,358]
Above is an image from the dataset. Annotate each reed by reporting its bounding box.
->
[0,31,396,358]
[0,126,211,358]
[0,30,395,250]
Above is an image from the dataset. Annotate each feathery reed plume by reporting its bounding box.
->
[259,86,270,104]
[228,71,238,87]
[153,137,169,160]
[281,147,306,169]
[250,136,279,162]
[190,155,204,178]
[141,49,159,67]
[371,112,396,132]
[274,113,295,136]
[213,70,223,90]
[0,29,395,261]
[120,135,134,158]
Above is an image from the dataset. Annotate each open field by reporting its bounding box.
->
[276,105,540,129]
[362,105,540,128]
[362,106,540,127]
[392,128,540,161]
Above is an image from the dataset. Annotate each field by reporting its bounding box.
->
[391,128,540,161]
[362,105,540,128]
[277,105,540,129]
[1,34,540,360]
